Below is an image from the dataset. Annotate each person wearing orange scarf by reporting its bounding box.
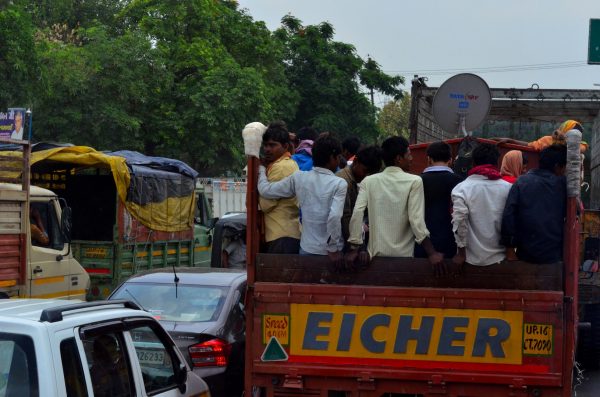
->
[500,150,527,184]
[528,119,588,153]
[494,119,588,153]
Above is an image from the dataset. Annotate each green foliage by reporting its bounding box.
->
[274,16,403,142]
[18,0,124,30]
[0,6,41,109]
[361,57,404,100]
[116,0,295,173]
[377,95,411,142]
[34,25,169,151]
[7,1,402,174]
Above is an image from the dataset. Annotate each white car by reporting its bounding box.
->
[0,299,211,397]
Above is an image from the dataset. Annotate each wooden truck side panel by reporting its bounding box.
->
[0,141,30,297]
[81,200,196,299]
[0,192,27,294]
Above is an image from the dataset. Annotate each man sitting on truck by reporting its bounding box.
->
[414,141,463,259]
[259,121,301,254]
[345,136,444,273]
[258,135,347,267]
[501,145,567,264]
[451,143,512,267]
[336,145,382,250]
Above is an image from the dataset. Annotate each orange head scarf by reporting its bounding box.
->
[500,150,524,178]
[556,120,582,136]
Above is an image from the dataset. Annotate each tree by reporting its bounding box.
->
[34,25,171,151]
[377,94,411,142]
[117,0,296,173]
[360,57,404,108]
[24,0,295,174]
[275,15,404,142]
[0,6,42,110]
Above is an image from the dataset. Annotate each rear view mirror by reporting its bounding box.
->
[60,206,73,243]
[206,217,218,229]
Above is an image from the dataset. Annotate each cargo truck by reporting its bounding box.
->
[242,130,582,396]
[28,145,212,300]
[244,73,581,397]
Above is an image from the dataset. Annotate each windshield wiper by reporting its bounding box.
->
[123,288,146,311]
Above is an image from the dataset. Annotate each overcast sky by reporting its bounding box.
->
[237,0,599,106]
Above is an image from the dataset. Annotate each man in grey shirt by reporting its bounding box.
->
[258,136,347,267]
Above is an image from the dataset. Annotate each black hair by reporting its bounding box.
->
[312,136,342,168]
[472,143,500,167]
[342,136,361,155]
[426,141,452,162]
[539,144,567,171]
[263,120,290,145]
[296,126,318,141]
[355,145,382,174]
[381,136,409,167]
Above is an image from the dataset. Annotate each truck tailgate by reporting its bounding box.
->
[249,255,567,396]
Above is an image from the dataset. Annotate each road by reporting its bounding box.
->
[573,367,600,396]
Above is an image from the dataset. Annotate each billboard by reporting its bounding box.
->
[0,108,26,140]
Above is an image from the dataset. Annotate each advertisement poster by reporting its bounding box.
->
[0,108,26,140]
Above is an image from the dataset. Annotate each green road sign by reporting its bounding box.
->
[261,336,289,362]
[589,19,600,64]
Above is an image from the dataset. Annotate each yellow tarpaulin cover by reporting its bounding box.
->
[30,146,195,232]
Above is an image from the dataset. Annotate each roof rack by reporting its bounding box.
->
[39,300,141,323]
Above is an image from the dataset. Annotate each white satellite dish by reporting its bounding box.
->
[432,73,492,136]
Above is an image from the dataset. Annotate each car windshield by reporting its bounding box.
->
[111,283,229,322]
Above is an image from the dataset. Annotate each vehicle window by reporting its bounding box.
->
[30,202,64,250]
[82,332,134,397]
[111,283,229,322]
[60,338,88,397]
[0,333,38,397]
[128,325,176,394]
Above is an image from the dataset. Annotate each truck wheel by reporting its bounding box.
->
[578,304,600,369]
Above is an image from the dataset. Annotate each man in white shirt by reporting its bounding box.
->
[451,143,512,266]
[345,136,444,274]
[258,136,347,267]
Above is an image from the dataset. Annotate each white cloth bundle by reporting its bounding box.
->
[242,122,266,158]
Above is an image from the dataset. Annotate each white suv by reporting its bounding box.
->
[0,299,211,397]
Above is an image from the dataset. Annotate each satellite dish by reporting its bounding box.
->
[432,73,492,136]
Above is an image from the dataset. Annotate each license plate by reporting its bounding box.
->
[136,349,165,365]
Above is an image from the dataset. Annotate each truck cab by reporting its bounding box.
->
[28,185,89,300]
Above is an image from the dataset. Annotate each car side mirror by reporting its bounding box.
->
[60,206,73,243]
[175,362,187,393]
[207,217,218,229]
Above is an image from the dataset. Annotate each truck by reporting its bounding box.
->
[28,145,213,300]
[0,139,89,300]
[242,80,585,396]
